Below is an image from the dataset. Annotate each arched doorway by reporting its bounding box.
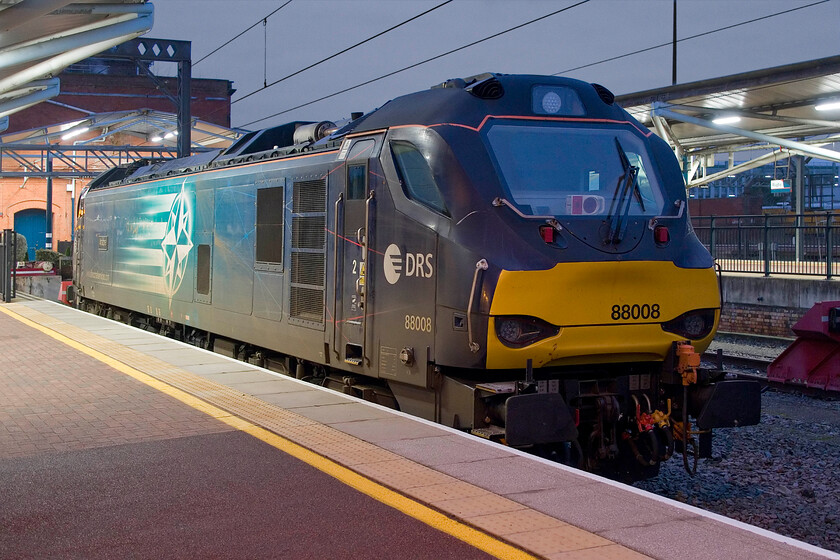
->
[14,208,46,261]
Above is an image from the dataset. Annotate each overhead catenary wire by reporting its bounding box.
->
[231,0,454,107]
[552,0,831,76]
[193,0,293,67]
[240,0,591,128]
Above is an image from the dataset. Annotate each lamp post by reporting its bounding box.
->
[45,150,52,251]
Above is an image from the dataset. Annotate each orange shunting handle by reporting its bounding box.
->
[676,343,700,385]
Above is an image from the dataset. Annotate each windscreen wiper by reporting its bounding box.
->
[606,138,641,244]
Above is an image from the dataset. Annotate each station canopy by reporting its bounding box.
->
[616,55,840,188]
[0,109,244,179]
[0,0,152,129]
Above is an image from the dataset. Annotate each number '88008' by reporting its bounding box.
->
[611,304,660,321]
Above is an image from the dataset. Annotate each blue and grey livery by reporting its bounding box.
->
[74,74,760,480]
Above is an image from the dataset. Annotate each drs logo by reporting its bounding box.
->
[384,244,434,285]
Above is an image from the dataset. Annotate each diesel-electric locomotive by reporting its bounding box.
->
[73,74,760,479]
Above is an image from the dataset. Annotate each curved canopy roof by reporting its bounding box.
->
[616,56,840,187]
[0,0,152,128]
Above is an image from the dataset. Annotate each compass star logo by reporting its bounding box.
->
[161,181,193,298]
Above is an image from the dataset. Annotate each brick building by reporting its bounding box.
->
[0,58,236,259]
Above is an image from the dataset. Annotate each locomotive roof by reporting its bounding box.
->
[90,74,632,189]
[348,74,628,133]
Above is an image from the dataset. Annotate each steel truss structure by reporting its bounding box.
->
[0,108,243,179]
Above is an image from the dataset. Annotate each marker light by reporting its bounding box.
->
[653,225,670,244]
[495,315,560,348]
[661,309,716,340]
[539,224,555,243]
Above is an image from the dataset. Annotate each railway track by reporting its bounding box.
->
[702,348,772,376]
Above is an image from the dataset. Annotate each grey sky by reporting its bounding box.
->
[149,0,839,130]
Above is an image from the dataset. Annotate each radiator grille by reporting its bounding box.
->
[290,178,327,328]
[293,179,327,213]
[290,286,326,322]
[292,252,326,286]
[291,216,326,249]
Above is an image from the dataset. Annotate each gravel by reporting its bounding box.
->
[634,390,840,554]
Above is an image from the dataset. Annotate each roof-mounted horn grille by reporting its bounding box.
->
[591,83,615,105]
[467,76,504,100]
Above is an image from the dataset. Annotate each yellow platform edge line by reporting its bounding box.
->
[0,305,537,560]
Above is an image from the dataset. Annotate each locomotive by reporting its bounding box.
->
[73,73,760,479]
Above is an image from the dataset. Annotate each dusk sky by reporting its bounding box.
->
[148,0,839,131]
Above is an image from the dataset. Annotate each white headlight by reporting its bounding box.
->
[541,91,562,114]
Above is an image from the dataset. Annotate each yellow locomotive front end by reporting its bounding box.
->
[486,261,720,369]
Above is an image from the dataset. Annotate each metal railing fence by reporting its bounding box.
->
[691,213,838,279]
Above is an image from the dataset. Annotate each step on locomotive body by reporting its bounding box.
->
[73,74,760,479]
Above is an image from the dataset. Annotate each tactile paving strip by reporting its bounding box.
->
[8,301,652,560]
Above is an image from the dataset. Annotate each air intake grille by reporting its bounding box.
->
[292,216,326,249]
[290,178,327,329]
[290,286,326,323]
[291,252,326,286]
[293,179,327,212]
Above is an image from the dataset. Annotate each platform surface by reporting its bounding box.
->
[1,299,837,560]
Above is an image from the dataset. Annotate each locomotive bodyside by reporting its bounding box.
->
[73,74,760,478]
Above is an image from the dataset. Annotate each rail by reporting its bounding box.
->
[691,212,839,279]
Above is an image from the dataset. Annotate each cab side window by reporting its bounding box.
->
[391,141,449,216]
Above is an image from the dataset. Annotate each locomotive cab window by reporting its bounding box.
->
[346,139,376,200]
[255,185,284,270]
[485,125,664,218]
[347,163,367,200]
[390,141,449,216]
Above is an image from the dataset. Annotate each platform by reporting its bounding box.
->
[1,299,837,560]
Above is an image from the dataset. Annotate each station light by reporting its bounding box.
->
[61,127,89,141]
[712,116,741,125]
[815,101,840,111]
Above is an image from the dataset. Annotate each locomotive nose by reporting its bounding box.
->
[484,261,720,369]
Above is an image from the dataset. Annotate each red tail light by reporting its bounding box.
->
[654,225,670,244]
[539,225,555,243]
